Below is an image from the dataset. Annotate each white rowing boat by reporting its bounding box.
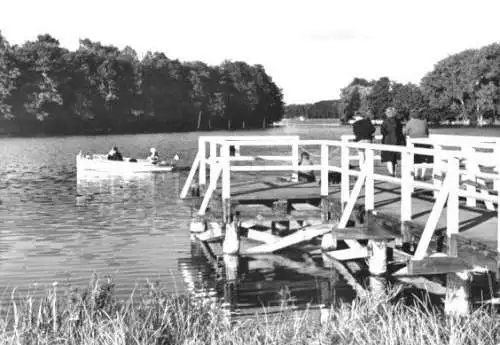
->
[76,152,176,173]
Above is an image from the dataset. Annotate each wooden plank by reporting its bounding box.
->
[195,223,223,242]
[235,204,273,213]
[324,247,369,260]
[392,268,447,295]
[408,256,473,275]
[331,226,395,240]
[246,229,279,244]
[242,224,336,254]
[292,203,320,211]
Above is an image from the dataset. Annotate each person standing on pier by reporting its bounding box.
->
[381,107,405,176]
[405,109,433,179]
[352,110,376,165]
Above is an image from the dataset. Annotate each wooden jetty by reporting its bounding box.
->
[179,134,500,317]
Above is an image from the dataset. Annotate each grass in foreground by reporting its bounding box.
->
[0,278,498,345]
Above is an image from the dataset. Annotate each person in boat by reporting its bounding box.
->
[148,147,160,164]
[107,146,123,161]
[170,152,181,167]
[298,151,316,182]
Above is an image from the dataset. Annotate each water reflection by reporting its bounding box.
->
[178,239,356,318]
[0,158,192,299]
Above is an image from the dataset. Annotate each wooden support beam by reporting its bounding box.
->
[195,222,223,242]
[407,256,473,275]
[242,223,337,254]
[329,226,396,241]
[364,148,374,211]
[413,173,450,260]
[246,229,279,244]
[341,140,350,205]
[325,247,369,260]
[180,151,201,199]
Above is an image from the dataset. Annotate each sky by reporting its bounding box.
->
[1,0,499,104]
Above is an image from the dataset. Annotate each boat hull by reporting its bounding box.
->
[76,154,174,173]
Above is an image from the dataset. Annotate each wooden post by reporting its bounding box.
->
[368,240,387,275]
[464,146,477,208]
[221,143,231,223]
[364,147,374,211]
[446,158,459,238]
[198,137,206,193]
[433,144,443,199]
[209,141,217,186]
[341,139,350,207]
[407,138,415,179]
[223,220,240,255]
[319,279,332,326]
[291,140,299,182]
[321,228,337,252]
[445,271,471,316]
[368,276,386,298]
[321,144,329,221]
[401,143,413,221]
[496,143,500,298]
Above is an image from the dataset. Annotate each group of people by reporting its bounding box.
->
[352,107,432,178]
[295,106,432,183]
[107,147,180,165]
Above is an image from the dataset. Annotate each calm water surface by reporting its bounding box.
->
[0,125,499,307]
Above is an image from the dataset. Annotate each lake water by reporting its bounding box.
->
[1,124,499,308]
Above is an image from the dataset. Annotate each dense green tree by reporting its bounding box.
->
[367,77,392,119]
[340,78,373,122]
[420,44,500,124]
[343,87,361,122]
[0,32,19,120]
[0,31,284,136]
[392,82,426,119]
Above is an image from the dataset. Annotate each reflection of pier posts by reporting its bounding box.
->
[319,256,338,326]
[222,254,240,323]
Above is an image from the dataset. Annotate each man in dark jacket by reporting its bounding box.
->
[352,111,375,142]
[352,111,375,166]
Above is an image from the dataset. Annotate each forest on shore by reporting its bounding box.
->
[0,33,284,136]
[285,42,500,125]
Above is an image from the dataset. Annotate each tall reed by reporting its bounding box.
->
[0,278,497,345]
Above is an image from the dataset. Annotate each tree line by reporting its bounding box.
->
[283,100,343,119]
[0,33,284,136]
[286,42,500,125]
